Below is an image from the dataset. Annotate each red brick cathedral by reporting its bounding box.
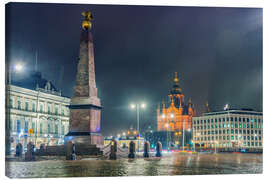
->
[157,72,195,132]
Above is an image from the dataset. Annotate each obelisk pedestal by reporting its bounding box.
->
[64,11,103,148]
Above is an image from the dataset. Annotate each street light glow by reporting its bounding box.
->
[141,103,146,108]
[162,114,165,119]
[130,104,136,109]
[14,63,23,72]
[170,113,174,118]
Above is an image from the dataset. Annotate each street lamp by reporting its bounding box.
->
[8,62,24,84]
[162,113,174,151]
[130,102,146,152]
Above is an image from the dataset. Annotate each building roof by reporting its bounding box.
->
[10,70,70,98]
[200,109,263,116]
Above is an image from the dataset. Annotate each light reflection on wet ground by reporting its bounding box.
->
[5,153,262,178]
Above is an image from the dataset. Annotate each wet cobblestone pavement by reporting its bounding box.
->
[5,153,262,178]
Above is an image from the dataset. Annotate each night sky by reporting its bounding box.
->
[6,3,262,136]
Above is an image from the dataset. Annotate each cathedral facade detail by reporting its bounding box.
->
[157,72,195,132]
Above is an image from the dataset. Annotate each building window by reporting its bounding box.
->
[239,124,242,128]
[25,102,29,111]
[251,124,253,128]
[231,136,234,140]
[215,119,217,123]
[227,129,229,134]
[243,124,246,128]
[231,129,234,134]
[24,121,28,133]
[227,124,230,128]
[32,122,35,133]
[247,130,250,134]
[16,120,21,133]
[223,130,225,134]
[40,104,43,113]
[40,123,43,134]
[231,117,233,121]
[243,130,246,134]
[197,120,199,124]
[48,124,51,133]
[231,124,233,128]
[235,129,238,134]
[235,124,238,128]
[48,105,51,114]
[239,130,242,134]
[227,117,229,122]
[17,100,21,110]
[223,118,225,122]
[258,124,261,128]
[255,124,257,128]
[227,136,230,140]
[244,136,246,140]
[243,118,246,122]
[10,120,12,130]
[247,124,250,128]
[32,103,36,112]
[223,136,225,140]
[239,117,242,122]
[259,130,261,135]
[55,125,58,134]
[55,106,58,115]
[259,136,261,140]
[219,124,221,128]
[219,118,221,122]
[9,98,13,108]
[61,108,64,116]
[247,118,249,123]
[247,136,250,140]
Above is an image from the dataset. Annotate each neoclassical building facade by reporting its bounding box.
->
[6,71,70,152]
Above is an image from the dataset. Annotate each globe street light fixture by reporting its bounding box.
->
[130,102,146,152]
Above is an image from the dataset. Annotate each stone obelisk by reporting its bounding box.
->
[65,11,103,147]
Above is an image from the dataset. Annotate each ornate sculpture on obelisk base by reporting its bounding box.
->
[64,11,103,147]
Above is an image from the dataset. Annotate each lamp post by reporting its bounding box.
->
[182,120,185,151]
[130,103,146,152]
[162,113,174,151]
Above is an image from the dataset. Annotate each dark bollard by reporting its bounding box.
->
[109,140,117,160]
[128,141,136,158]
[25,142,35,161]
[143,141,150,158]
[155,141,162,157]
[66,141,76,160]
[71,144,76,160]
[15,143,23,157]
